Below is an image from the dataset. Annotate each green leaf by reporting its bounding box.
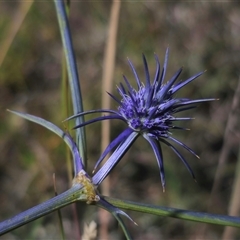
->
[7,110,83,174]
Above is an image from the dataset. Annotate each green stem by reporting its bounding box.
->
[54,0,87,167]
[0,184,85,236]
[105,196,240,228]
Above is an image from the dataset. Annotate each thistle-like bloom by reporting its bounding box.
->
[68,48,215,191]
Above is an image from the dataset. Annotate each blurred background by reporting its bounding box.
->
[0,1,240,239]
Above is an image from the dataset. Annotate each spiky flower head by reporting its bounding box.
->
[68,48,215,191]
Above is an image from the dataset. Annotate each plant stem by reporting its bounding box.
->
[105,196,240,228]
[99,0,121,239]
[54,0,87,167]
[0,184,84,236]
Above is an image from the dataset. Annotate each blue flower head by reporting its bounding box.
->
[67,48,215,191]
